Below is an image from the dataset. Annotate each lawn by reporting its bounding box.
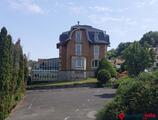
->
[27,78,98,89]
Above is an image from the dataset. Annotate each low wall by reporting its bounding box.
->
[58,71,95,81]
[31,70,95,82]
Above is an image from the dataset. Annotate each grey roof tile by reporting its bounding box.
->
[59,25,110,45]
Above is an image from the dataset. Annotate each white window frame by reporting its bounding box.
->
[76,31,82,43]
[94,45,100,58]
[76,44,82,56]
[76,57,83,68]
[71,56,86,70]
[91,59,100,68]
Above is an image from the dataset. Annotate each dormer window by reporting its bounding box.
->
[76,31,82,43]
[94,32,99,41]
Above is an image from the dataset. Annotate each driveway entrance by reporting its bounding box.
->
[6,87,116,120]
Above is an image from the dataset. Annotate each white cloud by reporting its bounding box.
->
[117,8,129,12]
[136,0,157,8]
[8,0,44,14]
[67,4,113,15]
[144,18,153,22]
[136,1,146,8]
[89,6,113,12]
[88,14,135,24]
[149,0,158,5]
[68,6,86,15]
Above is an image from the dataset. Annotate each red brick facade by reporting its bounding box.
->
[57,26,109,72]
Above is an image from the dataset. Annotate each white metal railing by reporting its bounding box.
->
[31,69,58,81]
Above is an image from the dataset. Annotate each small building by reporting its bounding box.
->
[31,58,59,82]
[153,46,158,68]
[57,24,110,80]
[109,58,125,69]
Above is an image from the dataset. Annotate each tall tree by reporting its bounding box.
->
[14,39,25,92]
[23,54,28,83]
[123,42,155,76]
[140,31,158,47]
[116,42,132,57]
[106,49,117,60]
[0,27,13,119]
[0,27,28,119]
[0,27,13,93]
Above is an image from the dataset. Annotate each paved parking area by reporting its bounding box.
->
[6,87,116,120]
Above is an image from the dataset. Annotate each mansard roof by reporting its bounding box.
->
[58,25,110,45]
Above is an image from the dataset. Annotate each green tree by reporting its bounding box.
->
[123,42,155,76]
[23,54,28,83]
[140,31,158,47]
[106,49,117,60]
[15,39,25,93]
[98,59,117,77]
[115,42,132,57]
[0,27,27,119]
[0,27,13,119]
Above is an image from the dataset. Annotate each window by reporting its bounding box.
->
[94,45,99,58]
[76,58,83,67]
[76,31,82,43]
[71,56,86,70]
[92,59,100,68]
[76,44,82,55]
[94,32,99,41]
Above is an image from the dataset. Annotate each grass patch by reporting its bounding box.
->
[28,78,98,89]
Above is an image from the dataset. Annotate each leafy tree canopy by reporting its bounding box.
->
[115,42,132,57]
[106,49,117,60]
[140,31,158,47]
[123,41,155,76]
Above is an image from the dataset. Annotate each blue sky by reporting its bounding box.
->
[0,0,158,60]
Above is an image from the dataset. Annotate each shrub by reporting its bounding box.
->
[96,99,125,120]
[137,72,156,81]
[118,81,158,113]
[113,76,132,88]
[96,79,158,120]
[97,69,111,85]
[98,59,117,77]
[152,71,158,84]
[137,71,158,84]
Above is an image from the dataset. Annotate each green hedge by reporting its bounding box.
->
[96,71,158,120]
[112,76,132,88]
[0,27,27,120]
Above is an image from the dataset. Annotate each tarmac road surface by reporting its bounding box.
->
[6,87,116,120]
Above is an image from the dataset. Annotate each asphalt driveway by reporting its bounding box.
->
[6,87,116,120]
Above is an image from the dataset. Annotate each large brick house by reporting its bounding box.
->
[57,24,110,80]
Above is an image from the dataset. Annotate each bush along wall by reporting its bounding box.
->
[0,27,28,120]
[97,59,116,85]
